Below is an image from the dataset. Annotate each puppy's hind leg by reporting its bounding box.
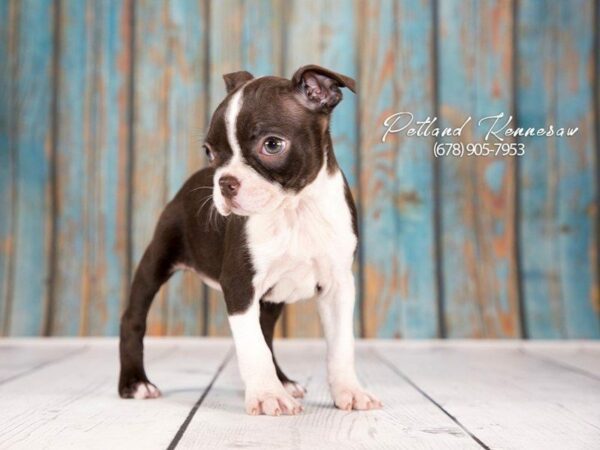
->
[119,237,178,399]
[259,301,306,399]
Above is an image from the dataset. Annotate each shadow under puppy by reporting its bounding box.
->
[119,65,382,416]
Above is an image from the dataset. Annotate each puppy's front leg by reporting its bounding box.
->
[318,271,382,411]
[228,300,303,416]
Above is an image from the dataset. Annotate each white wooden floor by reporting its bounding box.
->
[1,339,599,450]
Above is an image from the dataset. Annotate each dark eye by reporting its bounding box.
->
[261,137,286,155]
[204,144,214,161]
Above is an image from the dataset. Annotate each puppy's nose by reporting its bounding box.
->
[219,175,240,199]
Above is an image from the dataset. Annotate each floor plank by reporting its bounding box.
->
[376,342,600,449]
[0,339,231,450]
[0,341,87,385]
[176,341,479,449]
[523,343,600,378]
[1,339,599,449]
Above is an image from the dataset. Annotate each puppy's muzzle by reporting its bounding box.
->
[219,174,240,199]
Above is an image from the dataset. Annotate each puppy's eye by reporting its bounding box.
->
[203,144,214,161]
[261,137,286,155]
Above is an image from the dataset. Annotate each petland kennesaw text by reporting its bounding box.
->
[382,112,579,142]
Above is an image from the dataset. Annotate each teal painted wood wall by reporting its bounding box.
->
[0,0,598,338]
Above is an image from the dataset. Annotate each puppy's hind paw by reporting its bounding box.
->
[120,381,161,399]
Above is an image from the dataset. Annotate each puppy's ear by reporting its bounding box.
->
[223,71,254,93]
[292,65,356,113]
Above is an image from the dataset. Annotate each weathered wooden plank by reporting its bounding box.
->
[85,0,132,336]
[596,0,600,329]
[280,0,357,338]
[9,0,55,335]
[0,343,85,385]
[133,0,208,336]
[0,0,17,335]
[53,0,88,335]
[359,2,436,337]
[438,0,519,337]
[394,0,438,338]
[242,0,283,74]
[525,345,600,377]
[357,0,399,338]
[53,1,132,336]
[377,343,600,449]
[1,339,599,446]
[356,2,439,339]
[162,0,208,336]
[177,341,477,449]
[518,0,600,338]
[132,0,169,336]
[207,0,284,337]
[0,339,232,449]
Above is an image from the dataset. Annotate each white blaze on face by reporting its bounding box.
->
[213,84,286,216]
[225,87,244,161]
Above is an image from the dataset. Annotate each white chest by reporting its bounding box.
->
[246,169,356,304]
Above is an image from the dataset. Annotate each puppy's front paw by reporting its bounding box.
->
[283,380,306,399]
[246,387,304,416]
[120,380,161,399]
[331,383,382,411]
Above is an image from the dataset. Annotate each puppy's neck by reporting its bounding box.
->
[269,158,343,224]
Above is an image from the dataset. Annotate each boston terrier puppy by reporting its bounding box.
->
[119,65,382,415]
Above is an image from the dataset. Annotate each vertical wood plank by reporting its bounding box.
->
[359,0,437,338]
[53,0,88,335]
[358,0,395,338]
[283,0,357,337]
[0,0,17,335]
[133,0,168,336]
[53,0,132,336]
[9,0,55,335]
[392,0,437,337]
[596,0,600,325]
[86,0,132,335]
[163,0,208,336]
[360,0,436,338]
[438,0,520,337]
[518,0,600,338]
[207,0,284,336]
[133,0,208,336]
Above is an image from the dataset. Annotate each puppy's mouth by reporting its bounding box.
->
[213,183,281,217]
[226,199,248,216]
[218,198,252,217]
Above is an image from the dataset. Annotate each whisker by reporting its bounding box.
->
[206,202,219,231]
[189,185,214,193]
[209,202,222,231]
[196,195,214,217]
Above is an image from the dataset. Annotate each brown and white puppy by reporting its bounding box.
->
[119,65,382,416]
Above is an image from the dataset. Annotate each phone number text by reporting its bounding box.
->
[433,142,525,157]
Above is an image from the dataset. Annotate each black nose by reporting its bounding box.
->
[219,175,240,199]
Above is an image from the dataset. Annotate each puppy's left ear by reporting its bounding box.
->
[292,65,356,113]
[223,71,254,93]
